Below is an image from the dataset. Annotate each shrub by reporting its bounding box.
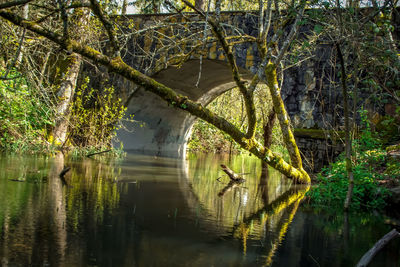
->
[68,77,128,150]
[0,69,55,152]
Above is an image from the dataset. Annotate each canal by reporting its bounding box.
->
[0,153,398,266]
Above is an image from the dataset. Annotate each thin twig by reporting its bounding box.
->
[86,149,111,158]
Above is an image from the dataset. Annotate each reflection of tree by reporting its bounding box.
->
[263,198,302,266]
[47,152,67,266]
[257,162,270,205]
[232,185,309,263]
[218,180,244,197]
[185,153,309,264]
[187,153,270,229]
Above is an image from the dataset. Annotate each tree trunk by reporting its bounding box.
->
[336,44,354,211]
[51,7,90,146]
[51,53,82,146]
[15,3,28,66]
[263,109,276,148]
[265,62,309,182]
[122,0,128,15]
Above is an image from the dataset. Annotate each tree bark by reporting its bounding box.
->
[122,0,128,15]
[356,229,400,267]
[265,62,309,182]
[194,0,205,10]
[52,53,82,146]
[51,7,90,146]
[336,44,354,211]
[263,109,276,148]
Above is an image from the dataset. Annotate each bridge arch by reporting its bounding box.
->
[116,59,252,157]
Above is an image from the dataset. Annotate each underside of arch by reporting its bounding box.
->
[116,59,251,157]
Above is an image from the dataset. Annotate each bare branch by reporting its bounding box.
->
[182,0,257,138]
[1,20,26,79]
[274,0,306,65]
[89,0,120,56]
[57,0,69,39]
[0,0,32,10]
[260,0,273,47]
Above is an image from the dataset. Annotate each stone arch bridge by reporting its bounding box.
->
[87,12,344,171]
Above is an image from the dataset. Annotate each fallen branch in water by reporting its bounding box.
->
[356,229,400,267]
[86,149,111,158]
[220,164,246,183]
[218,164,246,197]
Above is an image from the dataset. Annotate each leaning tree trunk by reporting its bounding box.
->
[51,7,90,146]
[51,53,82,146]
[265,62,310,181]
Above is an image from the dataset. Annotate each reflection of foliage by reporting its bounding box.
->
[233,186,308,260]
[0,156,50,234]
[300,205,396,265]
[65,158,120,232]
[187,152,292,235]
[187,152,308,265]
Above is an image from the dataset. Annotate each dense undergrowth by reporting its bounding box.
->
[306,110,400,212]
[0,69,55,153]
[0,68,126,157]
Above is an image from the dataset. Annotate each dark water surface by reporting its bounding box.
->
[0,152,399,266]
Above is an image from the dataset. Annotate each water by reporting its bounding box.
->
[0,152,398,266]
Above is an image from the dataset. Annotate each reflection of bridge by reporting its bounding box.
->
[88,13,344,168]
